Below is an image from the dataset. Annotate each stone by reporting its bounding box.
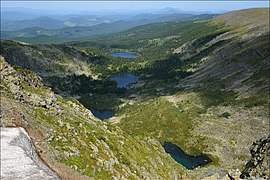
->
[240,136,270,179]
[40,101,47,107]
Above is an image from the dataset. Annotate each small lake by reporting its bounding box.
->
[109,73,139,89]
[163,141,212,170]
[91,109,115,120]
[111,52,139,58]
[91,73,139,120]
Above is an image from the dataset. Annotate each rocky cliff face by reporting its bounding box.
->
[0,56,185,179]
[176,8,270,96]
[240,136,270,179]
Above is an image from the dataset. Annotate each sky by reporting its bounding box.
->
[1,1,269,14]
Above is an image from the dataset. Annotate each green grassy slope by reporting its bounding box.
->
[71,20,225,60]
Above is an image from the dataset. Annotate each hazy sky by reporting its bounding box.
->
[2,1,269,13]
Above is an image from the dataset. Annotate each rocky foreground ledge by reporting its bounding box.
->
[0,127,59,180]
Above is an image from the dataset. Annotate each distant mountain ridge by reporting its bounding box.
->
[1,13,215,41]
[1,16,113,31]
[1,17,65,31]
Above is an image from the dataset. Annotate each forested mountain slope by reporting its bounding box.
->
[1,13,214,42]
[0,40,103,78]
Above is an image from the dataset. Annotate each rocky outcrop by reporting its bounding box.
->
[0,56,56,109]
[240,136,270,179]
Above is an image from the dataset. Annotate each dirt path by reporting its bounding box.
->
[0,127,59,180]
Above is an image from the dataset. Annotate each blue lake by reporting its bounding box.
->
[111,52,139,58]
[109,73,139,89]
[163,141,212,170]
[91,109,115,120]
[91,73,139,120]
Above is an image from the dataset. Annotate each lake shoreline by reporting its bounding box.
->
[91,73,139,120]
[111,52,139,58]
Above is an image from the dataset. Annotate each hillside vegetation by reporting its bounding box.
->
[0,40,132,111]
[0,56,186,179]
[1,8,269,179]
[105,8,269,178]
[0,40,103,77]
